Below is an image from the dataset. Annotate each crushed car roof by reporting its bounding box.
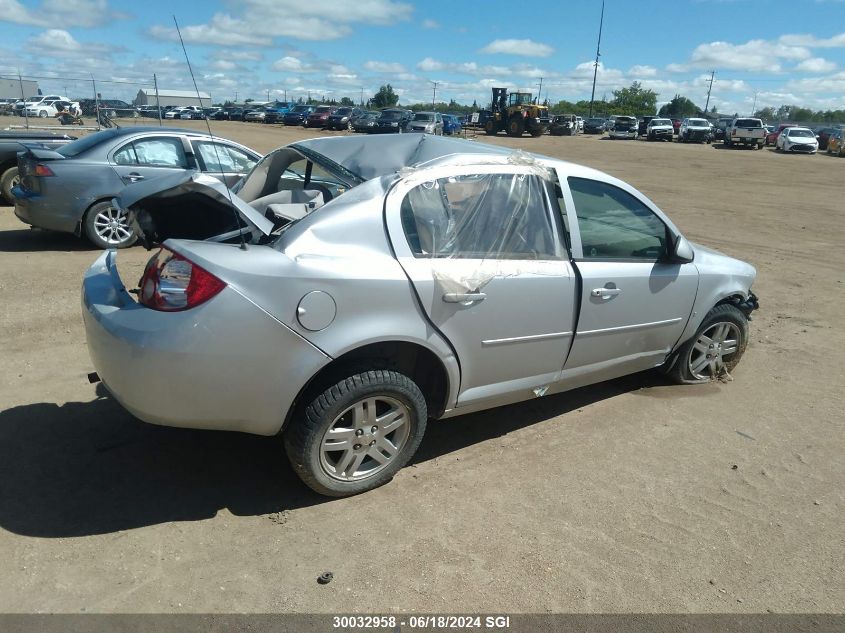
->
[290,134,513,182]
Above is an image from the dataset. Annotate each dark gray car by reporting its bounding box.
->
[13,127,260,248]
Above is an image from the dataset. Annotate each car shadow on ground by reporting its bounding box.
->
[0,371,674,538]
[0,226,94,252]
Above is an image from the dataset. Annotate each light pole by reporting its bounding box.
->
[430,80,438,108]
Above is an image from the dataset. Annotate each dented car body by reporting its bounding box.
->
[83,134,758,496]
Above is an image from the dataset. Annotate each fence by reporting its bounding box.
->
[0,71,174,131]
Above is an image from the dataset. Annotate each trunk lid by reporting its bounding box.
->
[116,171,274,247]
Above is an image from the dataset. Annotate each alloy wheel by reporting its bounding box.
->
[93,204,133,245]
[319,396,411,482]
[688,321,741,380]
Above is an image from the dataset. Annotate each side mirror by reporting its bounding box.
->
[671,235,695,263]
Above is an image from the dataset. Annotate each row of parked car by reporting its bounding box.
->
[207,103,465,135]
[549,113,843,154]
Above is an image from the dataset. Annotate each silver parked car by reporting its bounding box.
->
[406,111,444,135]
[83,134,759,497]
[13,127,260,248]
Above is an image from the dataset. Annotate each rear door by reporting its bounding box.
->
[109,135,191,186]
[385,165,577,409]
[559,175,698,383]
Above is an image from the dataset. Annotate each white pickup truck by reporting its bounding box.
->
[724,117,765,149]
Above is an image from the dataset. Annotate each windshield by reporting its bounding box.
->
[788,129,815,138]
[315,106,332,113]
[291,106,310,113]
[335,108,352,115]
[380,111,403,120]
[57,129,120,157]
[413,113,435,121]
[587,118,604,124]
[651,119,671,126]
[735,119,762,128]
[688,119,708,126]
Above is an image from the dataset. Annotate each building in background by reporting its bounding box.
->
[134,89,211,108]
[0,78,39,100]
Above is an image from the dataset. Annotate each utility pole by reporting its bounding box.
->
[234,90,238,103]
[430,80,437,108]
[536,77,543,104]
[751,90,758,116]
[704,70,715,114]
[360,87,364,106]
[588,0,605,118]
[266,89,270,102]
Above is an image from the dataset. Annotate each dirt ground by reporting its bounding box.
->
[0,118,842,614]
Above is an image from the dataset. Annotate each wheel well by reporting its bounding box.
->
[283,341,450,433]
[76,197,114,236]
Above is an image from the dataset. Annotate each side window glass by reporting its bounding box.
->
[194,142,256,173]
[113,143,137,165]
[400,173,559,260]
[568,177,668,260]
[130,137,187,168]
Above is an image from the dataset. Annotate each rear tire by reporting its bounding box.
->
[83,200,137,249]
[666,304,748,384]
[1,166,20,205]
[284,370,428,497]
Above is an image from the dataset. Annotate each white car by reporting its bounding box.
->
[25,98,80,118]
[775,127,818,154]
[646,118,674,141]
[19,95,72,117]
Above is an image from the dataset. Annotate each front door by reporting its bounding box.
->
[559,175,699,383]
[385,166,577,409]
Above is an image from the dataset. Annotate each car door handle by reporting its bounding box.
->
[591,287,621,298]
[127,173,144,182]
[442,292,486,303]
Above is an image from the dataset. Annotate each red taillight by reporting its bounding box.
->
[34,163,54,176]
[138,247,226,312]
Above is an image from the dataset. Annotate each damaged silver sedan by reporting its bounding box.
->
[82,134,759,496]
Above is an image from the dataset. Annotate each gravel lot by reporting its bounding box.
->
[0,119,842,613]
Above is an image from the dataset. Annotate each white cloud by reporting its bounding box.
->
[778,32,845,48]
[628,65,658,77]
[689,39,811,72]
[421,18,439,29]
[273,56,309,72]
[364,61,406,73]
[480,39,554,58]
[0,0,126,28]
[26,29,120,56]
[795,57,836,73]
[210,60,237,71]
[149,0,412,45]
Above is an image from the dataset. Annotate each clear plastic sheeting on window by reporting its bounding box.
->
[401,173,560,261]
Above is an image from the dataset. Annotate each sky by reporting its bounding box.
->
[1,0,845,114]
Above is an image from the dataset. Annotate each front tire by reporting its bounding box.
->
[667,304,749,384]
[507,116,524,137]
[83,200,137,249]
[284,370,428,497]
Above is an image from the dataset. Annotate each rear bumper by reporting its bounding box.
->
[13,187,81,233]
[82,250,330,436]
